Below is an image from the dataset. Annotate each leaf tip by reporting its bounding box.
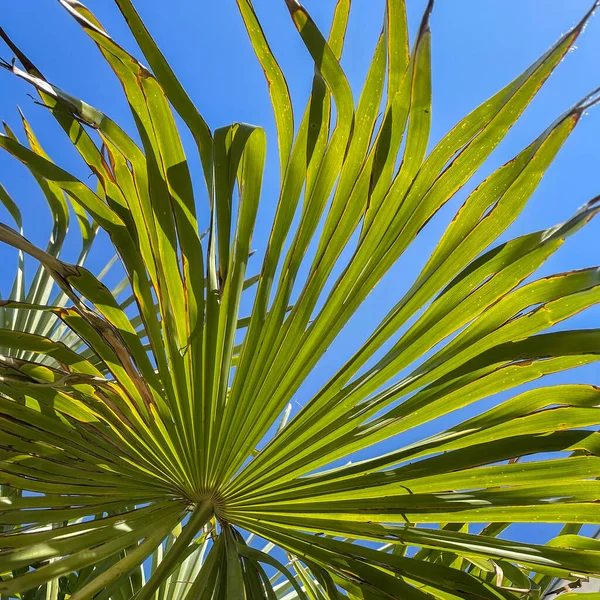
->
[576,85,600,114]
[284,0,302,13]
[418,0,434,37]
[574,0,600,34]
[0,27,41,77]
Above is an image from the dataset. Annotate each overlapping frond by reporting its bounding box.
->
[0,0,599,598]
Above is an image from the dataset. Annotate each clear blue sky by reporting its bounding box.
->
[1,0,599,547]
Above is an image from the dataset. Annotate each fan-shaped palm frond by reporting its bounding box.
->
[0,87,110,600]
[1,0,600,598]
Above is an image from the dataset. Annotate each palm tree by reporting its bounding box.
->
[1,0,600,598]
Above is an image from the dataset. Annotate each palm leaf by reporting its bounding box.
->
[1,1,599,598]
